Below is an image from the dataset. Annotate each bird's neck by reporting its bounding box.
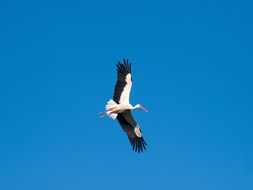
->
[132,104,140,110]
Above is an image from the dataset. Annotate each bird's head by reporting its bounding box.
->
[136,104,148,112]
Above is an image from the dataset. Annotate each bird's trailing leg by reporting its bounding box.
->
[98,111,107,119]
[106,107,118,120]
[98,99,120,119]
[105,99,118,119]
[98,108,115,118]
[98,102,119,119]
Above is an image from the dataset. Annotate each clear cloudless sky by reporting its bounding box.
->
[0,0,252,190]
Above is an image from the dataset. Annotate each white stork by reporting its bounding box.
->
[99,59,148,153]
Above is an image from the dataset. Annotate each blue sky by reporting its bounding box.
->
[0,0,252,189]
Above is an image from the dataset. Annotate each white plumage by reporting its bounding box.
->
[119,73,132,104]
[105,99,118,119]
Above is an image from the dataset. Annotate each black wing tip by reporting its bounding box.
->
[130,137,147,153]
[116,58,132,74]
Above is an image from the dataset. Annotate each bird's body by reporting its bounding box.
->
[99,59,148,153]
[104,100,145,119]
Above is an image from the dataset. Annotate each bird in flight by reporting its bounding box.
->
[99,59,148,153]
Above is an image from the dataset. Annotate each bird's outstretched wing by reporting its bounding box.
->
[113,59,132,104]
[117,111,147,153]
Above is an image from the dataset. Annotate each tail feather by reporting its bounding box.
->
[105,99,118,120]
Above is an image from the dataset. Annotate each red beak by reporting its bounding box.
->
[140,105,148,112]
